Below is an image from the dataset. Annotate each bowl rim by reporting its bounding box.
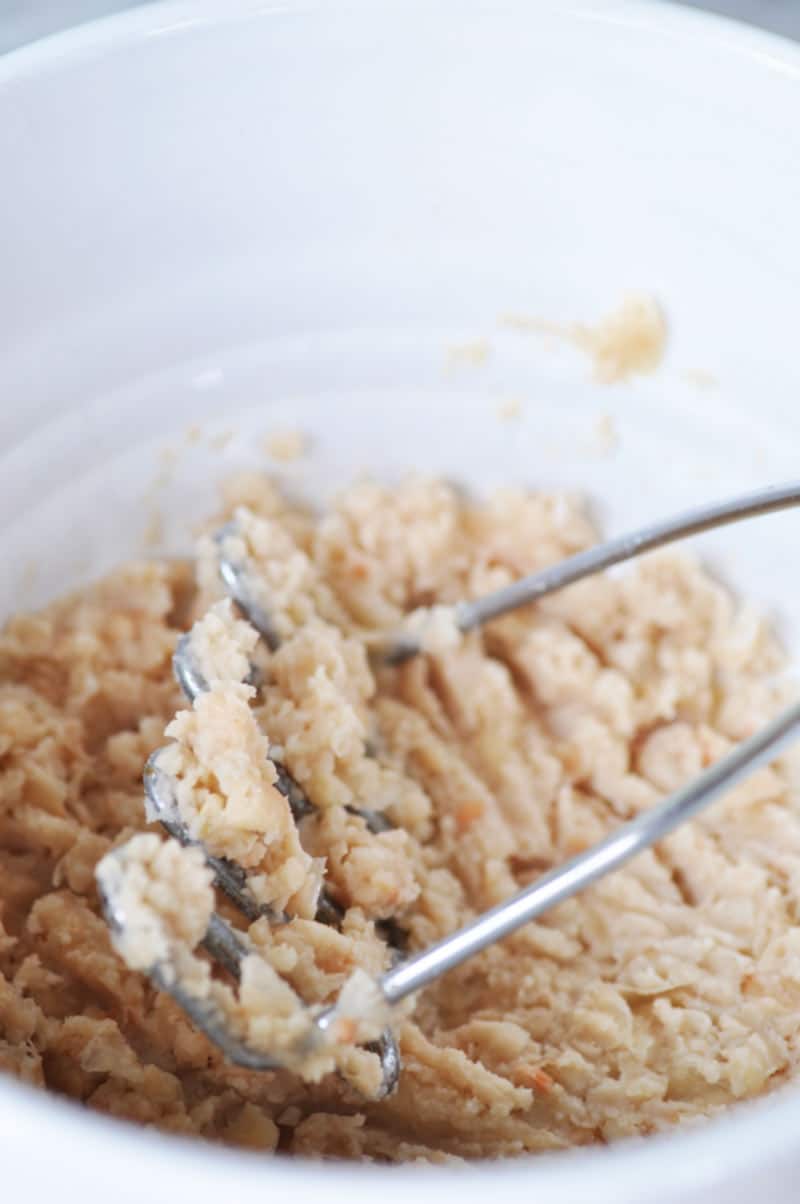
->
[2,0,800,1196]
[2,0,800,88]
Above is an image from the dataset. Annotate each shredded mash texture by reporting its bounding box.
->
[1,474,799,1162]
[96,835,214,978]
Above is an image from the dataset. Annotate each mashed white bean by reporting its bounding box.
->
[0,473,797,1161]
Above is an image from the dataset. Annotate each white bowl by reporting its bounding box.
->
[2,2,800,1200]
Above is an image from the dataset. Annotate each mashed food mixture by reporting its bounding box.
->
[1,474,800,1161]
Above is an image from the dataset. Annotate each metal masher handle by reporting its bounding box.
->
[380,698,800,1005]
[386,481,800,662]
[379,480,800,1003]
